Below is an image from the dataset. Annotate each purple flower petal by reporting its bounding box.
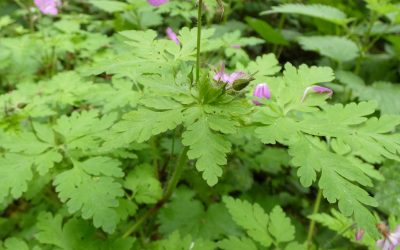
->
[227,71,246,85]
[301,85,333,102]
[376,224,400,250]
[213,64,226,81]
[231,44,241,49]
[166,27,180,45]
[34,0,61,15]
[376,239,394,250]
[312,85,333,96]
[252,83,271,105]
[376,239,385,248]
[393,226,400,236]
[147,0,169,7]
[213,64,251,88]
[213,64,231,83]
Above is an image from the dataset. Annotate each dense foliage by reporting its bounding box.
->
[1,0,400,249]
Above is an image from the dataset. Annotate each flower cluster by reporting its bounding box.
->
[213,65,334,106]
[213,64,247,85]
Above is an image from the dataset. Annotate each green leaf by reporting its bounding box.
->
[308,209,355,239]
[255,116,299,145]
[124,164,163,204]
[262,4,349,25]
[140,97,183,110]
[158,188,240,240]
[2,238,29,250]
[254,147,290,173]
[105,108,183,149]
[34,149,63,175]
[182,116,231,186]
[260,63,336,112]
[2,131,51,154]
[178,27,217,60]
[375,162,400,217]
[365,0,400,15]
[298,102,376,138]
[158,188,203,236]
[54,20,80,33]
[309,209,376,246]
[268,206,295,243]
[208,114,240,134]
[217,236,257,250]
[79,157,124,177]
[285,242,307,250]
[36,213,134,250]
[289,136,378,235]
[89,0,129,13]
[54,111,117,151]
[298,102,400,163]
[0,154,33,203]
[245,17,288,45]
[119,30,158,49]
[243,54,281,78]
[223,196,272,247]
[54,158,124,233]
[298,36,359,62]
[337,71,400,115]
[155,231,216,250]
[86,79,141,112]
[283,63,335,88]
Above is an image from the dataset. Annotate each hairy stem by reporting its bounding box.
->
[196,0,203,83]
[306,188,323,248]
[122,147,188,238]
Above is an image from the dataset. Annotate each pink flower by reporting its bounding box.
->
[301,85,333,102]
[228,71,247,84]
[231,44,241,49]
[166,27,180,45]
[213,64,230,83]
[34,0,61,15]
[213,64,247,85]
[355,229,364,241]
[377,226,400,250]
[147,0,169,7]
[252,83,271,105]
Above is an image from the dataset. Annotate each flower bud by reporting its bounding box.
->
[166,27,180,45]
[355,229,364,241]
[301,85,333,102]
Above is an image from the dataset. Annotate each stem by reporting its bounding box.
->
[354,13,378,74]
[272,14,286,57]
[322,223,356,249]
[306,188,323,248]
[122,147,189,238]
[164,147,188,199]
[196,0,203,84]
